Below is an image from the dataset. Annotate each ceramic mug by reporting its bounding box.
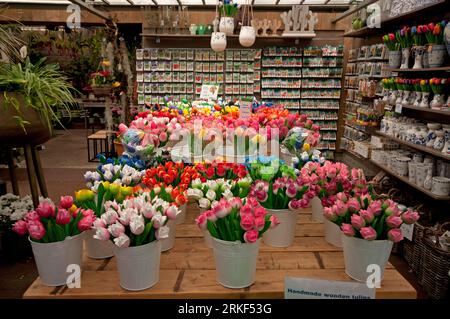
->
[431,177,450,196]
[408,162,418,183]
[415,165,428,188]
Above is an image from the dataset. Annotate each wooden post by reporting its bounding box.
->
[23,144,40,208]
[31,147,48,198]
[6,148,20,196]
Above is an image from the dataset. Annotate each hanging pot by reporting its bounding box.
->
[210,32,227,52]
[219,17,235,36]
[239,26,256,47]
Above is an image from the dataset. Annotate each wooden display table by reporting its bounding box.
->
[23,204,416,299]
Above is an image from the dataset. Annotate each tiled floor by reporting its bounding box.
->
[0,130,428,299]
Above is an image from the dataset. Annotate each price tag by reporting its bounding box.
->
[200,84,219,101]
[401,223,414,241]
[395,103,402,114]
[285,277,375,299]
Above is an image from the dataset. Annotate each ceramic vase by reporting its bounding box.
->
[239,26,256,47]
[412,46,425,69]
[400,48,410,69]
[388,50,401,69]
[210,32,227,52]
[420,92,430,108]
[413,91,422,107]
[430,94,445,110]
[219,17,235,36]
[428,45,446,68]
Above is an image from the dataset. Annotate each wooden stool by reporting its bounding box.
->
[6,145,48,208]
[87,130,115,162]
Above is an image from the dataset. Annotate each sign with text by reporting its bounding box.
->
[285,277,375,299]
[239,100,252,118]
[200,84,219,101]
[401,223,414,241]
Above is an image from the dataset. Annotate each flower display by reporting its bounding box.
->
[250,175,315,210]
[323,194,420,242]
[12,196,94,243]
[382,33,400,51]
[0,194,35,232]
[194,161,248,181]
[396,27,412,49]
[422,21,447,45]
[93,193,178,247]
[282,127,321,158]
[188,178,235,210]
[195,197,278,243]
[292,150,326,170]
[84,163,144,190]
[248,157,296,182]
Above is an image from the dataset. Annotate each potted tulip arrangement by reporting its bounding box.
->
[12,197,94,286]
[411,25,425,69]
[412,79,422,107]
[90,60,114,97]
[84,163,144,189]
[323,194,419,283]
[249,174,315,248]
[420,79,431,108]
[75,183,131,259]
[194,161,248,181]
[430,78,448,110]
[195,197,278,288]
[94,193,177,291]
[383,33,401,69]
[219,0,238,36]
[423,21,447,68]
[396,27,412,69]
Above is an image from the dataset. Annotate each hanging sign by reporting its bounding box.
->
[200,84,219,101]
[284,277,375,299]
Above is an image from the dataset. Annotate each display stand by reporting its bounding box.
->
[23,203,416,299]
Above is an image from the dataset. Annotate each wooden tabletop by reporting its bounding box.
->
[23,204,417,299]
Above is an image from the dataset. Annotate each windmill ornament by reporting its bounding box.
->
[280,5,318,37]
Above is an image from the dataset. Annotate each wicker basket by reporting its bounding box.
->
[420,223,450,299]
[402,222,426,282]
[91,85,111,97]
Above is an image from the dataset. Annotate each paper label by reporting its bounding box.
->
[239,100,252,118]
[401,223,414,241]
[395,103,402,114]
[285,277,375,299]
[200,84,219,101]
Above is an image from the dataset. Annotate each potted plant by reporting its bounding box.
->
[396,27,412,69]
[411,25,425,69]
[324,194,419,283]
[248,159,315,247]
[219,0,238,36]
[423,21,447,68]
[430,78,447,110]
[90,60,114,97]
[195,197,278,288]
[93,193,175,291]
[0,58,76,145]
[12,197,93,286]
[383,33,401,68]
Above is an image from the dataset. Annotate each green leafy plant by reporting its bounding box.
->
[0,58,77,133]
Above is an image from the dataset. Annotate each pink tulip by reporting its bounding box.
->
[165,206,179,220]
[386,215,403,228]
[359,226,377,240]
[93,218,106,228]
[359,209,374,223]
[118,123,128,134]
[240,214,254,231]
[246,197,259,208]
[27,220,46,240]
[351,214,365,230]
[253,207,266,218]
[341,223,355,237]
[56,209,71,225]
[25,211,40,222]
[205,210,217,222]
[401,210,420,225]
[243,230,259,243]
[35,201,55,218]
[240,204,253,216]
[335,200,347,216]
[288,199,302,210]
[254,216,265,231]
[78,215,93,232]
[108,221,125,237]
[286,184,297,198]
[336,192,348,203]
[367,200,382,216]
[159,131,168,142]
[195,213,208,231]
[324,207,338,222]
[269,215,280,228]
[388,228,404,243]
[347,198,360,212]
[230,197,243,210]
[94,226,110,241]
[59,196,73,210]
[255,190,268,202]
[12,220,28,236]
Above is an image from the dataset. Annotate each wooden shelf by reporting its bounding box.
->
[343,0,449,38]
[401,105,450,118]
[389,66,450,73]
[370,159,450,201]
[375,131,450,161]
[140,33,315,39]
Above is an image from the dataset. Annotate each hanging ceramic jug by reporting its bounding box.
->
[239,3,256,47]
[211,32,227,52]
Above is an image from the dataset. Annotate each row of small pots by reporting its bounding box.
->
[388,45,447,69]
[211,18,256,52]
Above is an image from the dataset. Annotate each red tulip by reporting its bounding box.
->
[428,23,435,31]
[388,33,395,41]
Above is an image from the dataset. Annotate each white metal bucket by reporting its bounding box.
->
[204,231,213,248]
[30,233,84,286]
[342,235,393,282]
[114,240,161,291]
[85,229,114,259]
[212,237,260,288]
[175,203,187,225]
[161,220,176,252]
[324,219,342,247]
[311,196,324,222]
[263,208,298,247]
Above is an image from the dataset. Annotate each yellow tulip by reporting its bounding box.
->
[112,81,121,88]
[121,186,133,197]
[303,143,311,152]
[101,60,111,66]
[102,181,110,190]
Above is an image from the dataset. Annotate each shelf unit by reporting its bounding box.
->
[370,159,450,201]
[375,131,450,161]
